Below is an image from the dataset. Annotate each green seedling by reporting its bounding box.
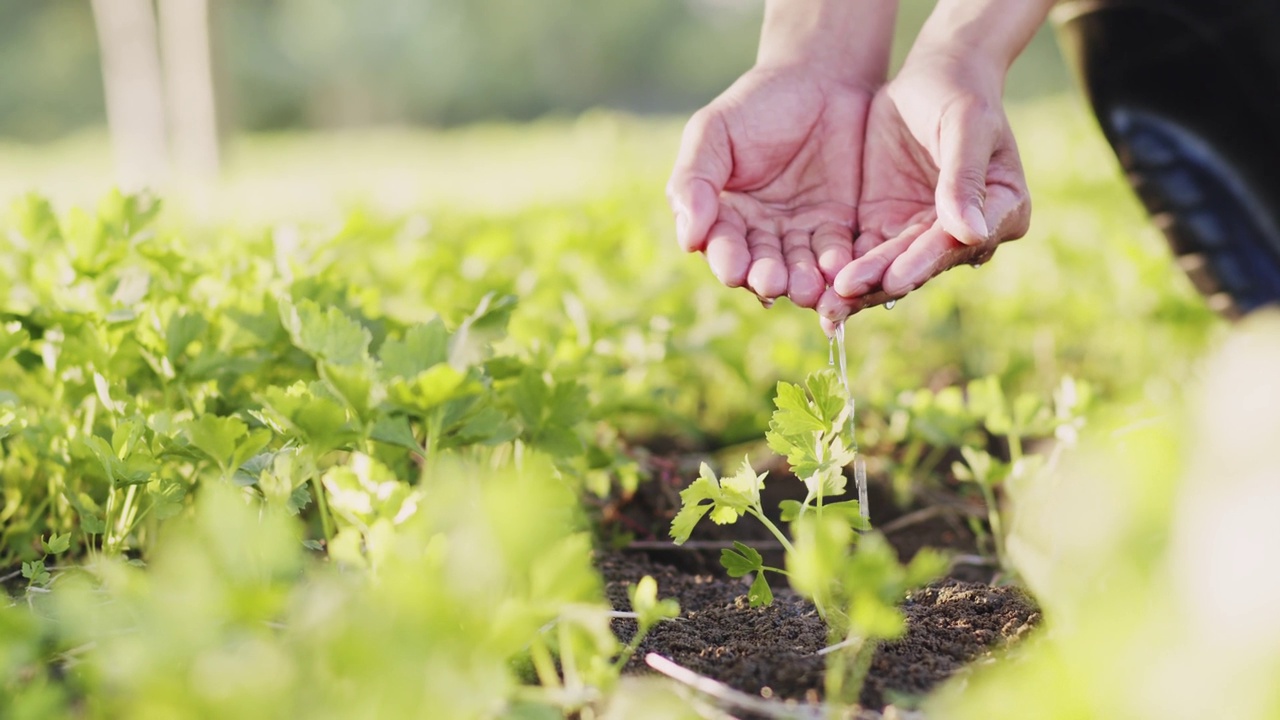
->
[669,370,873,620]
[613,575,681,672]
[21,532,72,589]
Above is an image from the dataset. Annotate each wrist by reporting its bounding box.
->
[756,0,900,84]
[909,0,1055,76]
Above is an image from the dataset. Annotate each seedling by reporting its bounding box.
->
[670,370,869,619]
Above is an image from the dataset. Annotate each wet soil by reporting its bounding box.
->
[598,449,1040,713]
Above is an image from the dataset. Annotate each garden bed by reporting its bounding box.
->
[599,449,1040,715]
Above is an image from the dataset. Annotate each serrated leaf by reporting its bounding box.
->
[719,456,765,502]
[747,572,774,607]
[720,541,764,578]
[320,360,383,420]
[370,415,423,456]
[378,319,450,380]
[771,381,827,435]
[287,484,313,516]
[779,499,803,522]
[182,414,248,473]
[44,532,71,555]
[258,382,354,452]
[388,364,482,415]
[669,475,716,545]
[281,298,372,366]
[804,370,847,427]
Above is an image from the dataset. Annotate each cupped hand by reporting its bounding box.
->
[817,54,1032,324]
[667,66,873,309]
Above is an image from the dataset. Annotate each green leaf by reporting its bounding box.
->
[771,381,827,435]
[779,499,803,523]
[747,572,774,608]
[21,560,50,586]
[379,319,450,380]
[629,575,680,634]
[182,415,248,473]
[720,541,764,578]
[44,532,71,555]
[370,415,423,456]
[804,370,847,428]
[448,293,517,369]
[287,485,313,516]
[0,322,29,362]
[669,474,716,545]
[280,298,372,366]
[320,359,383,420]
[823,500,872,532]
[257,382,354,452]
[387,364,483,415]
[149,478,187,520]
[165,311,208,366]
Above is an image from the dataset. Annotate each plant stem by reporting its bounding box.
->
[747,506,828,621]
[311,476,335,546]
[529,635,561,690]
[746,507,795,556]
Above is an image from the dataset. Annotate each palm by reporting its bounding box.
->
[671,67,873,307]
[843,91,997,301]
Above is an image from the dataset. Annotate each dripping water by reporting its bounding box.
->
[884,299,896,310]
[829,320,867,522]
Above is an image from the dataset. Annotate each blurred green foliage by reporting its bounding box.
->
[0,0,1068,141]
[0,94,1246,718]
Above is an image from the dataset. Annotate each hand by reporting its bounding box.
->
[667,66,872,309]
[817,53,1031,324]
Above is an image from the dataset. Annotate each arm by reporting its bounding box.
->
[823,0,1055,318]
[756,0,899,81]
[906,0,1057,245]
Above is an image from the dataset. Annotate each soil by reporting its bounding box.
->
[598,448,1041,715]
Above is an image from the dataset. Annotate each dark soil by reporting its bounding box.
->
[601,553,1039,712]
[598,448,1041,713]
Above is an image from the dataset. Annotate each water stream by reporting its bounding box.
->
[828,321,869,522]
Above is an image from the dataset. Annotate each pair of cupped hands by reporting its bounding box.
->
[667,51,1032,333]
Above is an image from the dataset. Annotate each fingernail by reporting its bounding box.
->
[962,205,989,244]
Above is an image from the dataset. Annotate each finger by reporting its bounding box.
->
[745,229,787,299]
[817,287,863,325]
[705,220,751,287]
[832,225,926,298]
[935,101,1000,246]
[782,230,823,308]
[810,225,854,283]
[880,221,984,295]
[667,109,732,253]
[851,230,885,259]
[983,146,1032,243]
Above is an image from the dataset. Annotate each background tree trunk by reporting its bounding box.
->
[158,0,220,187]
[89,0,169,191]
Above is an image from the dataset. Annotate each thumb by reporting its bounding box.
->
[935,101,1000,246]
[667,109,731,253]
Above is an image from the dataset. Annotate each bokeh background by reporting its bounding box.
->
[0,0,1070,219]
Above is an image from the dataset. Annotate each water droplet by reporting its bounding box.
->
[970,263,983,269]
[828,336,835,366]
[884,299,896,310]
[758,296,775,309]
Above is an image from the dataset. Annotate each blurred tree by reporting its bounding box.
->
[159,0,221,185]
[90,0,169,189]
[0,0,1066,142]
